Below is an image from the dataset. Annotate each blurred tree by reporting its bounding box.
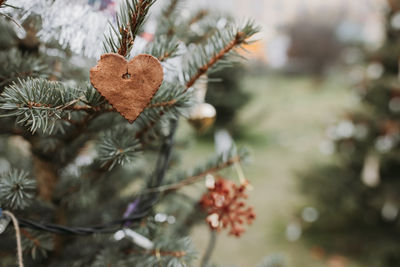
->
[298,2,400,266]
[285,14,343,80]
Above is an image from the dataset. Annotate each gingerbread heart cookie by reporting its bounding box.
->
[90,53,163,123]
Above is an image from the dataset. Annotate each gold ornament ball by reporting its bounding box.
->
[188,103,216,133]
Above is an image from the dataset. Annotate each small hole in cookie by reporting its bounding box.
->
[122,73,131,79]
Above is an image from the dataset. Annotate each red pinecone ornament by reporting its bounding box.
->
[200,177,255,237]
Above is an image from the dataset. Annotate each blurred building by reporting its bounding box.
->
[188,0,387,66]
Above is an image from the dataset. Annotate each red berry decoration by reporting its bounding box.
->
[200,177,255,237]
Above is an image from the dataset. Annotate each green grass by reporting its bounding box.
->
[179,73,360,266]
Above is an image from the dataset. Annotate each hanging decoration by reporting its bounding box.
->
[200,177,255,237]
[188,75,216,132]
[90,53,164,123]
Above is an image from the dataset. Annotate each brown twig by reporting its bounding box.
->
[117,28,133,57]
[126,248,186,258]
[129,1,151,44]
[134,110,165,139]
[18,100,177,114]
[117,0,152,57]
[158,51,171,62]
[147,99,177,108]
[139,155,241,195]
[15,97,177,130]
[0,71,34,88]
[16,100,114,114]
[134,101,180,140]
[188,9,208,26]
[162,0,179,19]
[185,32,245,91]
[20,228,41,247]
[63,105,114,112]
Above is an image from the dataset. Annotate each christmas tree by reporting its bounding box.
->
[0,0,259,266]
[298,1,400,266]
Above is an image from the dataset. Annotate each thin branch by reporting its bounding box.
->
[158,51,172,62]
[63,105,114,113]
[162,0,179,19]
[201,230,217,267]
[14,102,113,115]
[117,27,133,57]
[139,155,241,195]
[105,0,155,56]
[185,32,245,91]
[147,99,177,108]
[134,111,165,141]
[0,0,21,28]
[20,228,41,247]
[0,71,34,87]
[188,9,208,26]
[126,248,186,258]
[64,99,176,112]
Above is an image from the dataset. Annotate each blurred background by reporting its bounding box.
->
[175,0,400,266]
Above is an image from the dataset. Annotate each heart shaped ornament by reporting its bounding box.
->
[90,53,164,123]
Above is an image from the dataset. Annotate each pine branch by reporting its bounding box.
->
[144,35,180,62]
[0,50,49,89]
[0,169,36,210]
[20,228,54,259]
[127,248,186,257]
[62,105,114,113]
[93,236,196,266]
[53,112,100,163]
[0,0,19,9]
[133,111,164,140]
[122,236,197,266]
[132,82,192,142]
[97,127,142,170]
[21,228,41,247]
[0,0,21,26]
[139,147,248,195]
[184,21,260,91]
[149,155,239,192]
[161,0,180,19]
[12,119,180,238]
[0,78,83,133]
[0,77,191,141]
[92,248,131,267]
[81,83,191,157]
[185,38,236,89]
[188,9,208,26]
[148,99,177,108]
[0,80,112,134]
[103,0,156,57]
[157,0,183,37]
[62,99,177,113]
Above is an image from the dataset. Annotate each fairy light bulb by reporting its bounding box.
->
[361,152,380,187]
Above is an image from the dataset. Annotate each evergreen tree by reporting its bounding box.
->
[298,1,400,266]
[206,64,251,134]
[0,0,259,266]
